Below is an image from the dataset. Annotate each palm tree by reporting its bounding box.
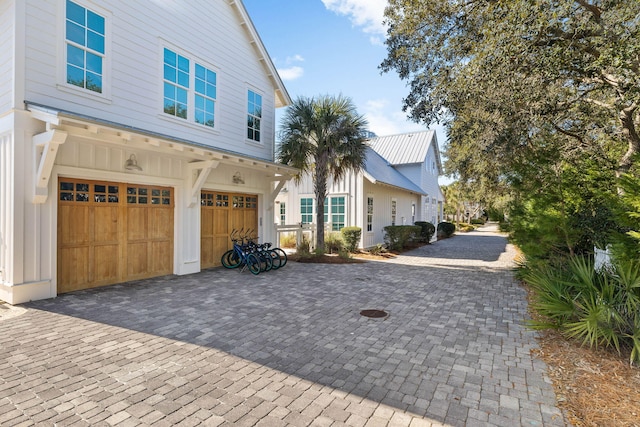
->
[278,94,369,251]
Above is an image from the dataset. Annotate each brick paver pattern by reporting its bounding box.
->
[0,224,568,426]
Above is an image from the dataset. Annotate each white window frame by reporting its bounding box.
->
[159,42,220,131]
[366,196,373,232]
[57,0,112,101]
[391,199,397,226]
[246,87,263,144]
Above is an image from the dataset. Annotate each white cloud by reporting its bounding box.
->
[362,99,426,136]
[321,0,387,37]
[286,54,305,64]
[277,66,304,81]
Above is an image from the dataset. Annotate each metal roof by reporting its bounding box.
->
[367,130,436,165]
[363,147,426,195]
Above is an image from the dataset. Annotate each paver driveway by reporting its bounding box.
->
[0,224,568,426]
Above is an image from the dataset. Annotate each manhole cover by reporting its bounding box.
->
[360,309,388,318]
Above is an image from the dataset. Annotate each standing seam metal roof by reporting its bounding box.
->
[363,147,426,195]
[367,130,436,165]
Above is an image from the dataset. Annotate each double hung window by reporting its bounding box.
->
[247,90,262,142]
[163,48,217,128]
[65,0,105,94]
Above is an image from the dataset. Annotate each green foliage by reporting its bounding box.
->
[437,222,455,238]
[524,257,640,365]
[368,243,387,255]
[338,248,352,259]
[413,221,436,242]
[280,233,297,248]
[277,95,369,252]
[470,218,485,225]
[324,232,344,254]
[456,223,475,232]
[296,238,311,257]
[340,227,362,252]
[383,225,421,251]
[610,173,640,262]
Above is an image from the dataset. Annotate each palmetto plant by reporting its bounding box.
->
[525,256,640,365]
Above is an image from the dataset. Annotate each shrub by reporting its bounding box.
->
[338,247,352,259]
[340,227,362,252]
[368,243,387,255]
[280,233,297,248]
[524,257,640,365]
[470,218,485,225]
[325,232,344,254]
[456,223,475,232]
[437,222,456,239]
[296,238,311,257]
[383,225,421,251]
[414,221,436,242]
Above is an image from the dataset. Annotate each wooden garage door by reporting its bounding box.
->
[57,178,174,294]
[200,191,257,269]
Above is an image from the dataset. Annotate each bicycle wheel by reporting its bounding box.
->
[221,250,241,269]
[246,253,261,275]
[267,250,281,270]
[262,252,273,271]
[273,248,287,267]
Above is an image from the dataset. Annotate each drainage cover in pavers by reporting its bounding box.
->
[360,309,388,318]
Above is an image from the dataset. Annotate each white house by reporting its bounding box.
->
[275,130,445,248]
[0,0,297,304]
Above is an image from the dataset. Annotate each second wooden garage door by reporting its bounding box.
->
[200,191,257,269]
[57,178,174,294]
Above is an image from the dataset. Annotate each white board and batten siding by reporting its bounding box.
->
[362,180,422,249]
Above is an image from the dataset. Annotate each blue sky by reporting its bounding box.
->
[242,0,451,184]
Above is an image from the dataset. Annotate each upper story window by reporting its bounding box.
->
[163,47,217,128]
[163,48,189,119]
[195,64,216,127]
[247,90,262,142]
[65,0,105,94]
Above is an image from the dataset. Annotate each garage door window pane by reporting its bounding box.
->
[216,194,228,207]
[60,181,74,200]
[75,183,89,202]
[201,193,213,206]
[108,186,118,203]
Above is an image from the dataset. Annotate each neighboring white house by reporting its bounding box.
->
[0,0,297,304]
[275,130,445,248]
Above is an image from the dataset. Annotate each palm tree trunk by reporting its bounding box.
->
[314,153,329,252]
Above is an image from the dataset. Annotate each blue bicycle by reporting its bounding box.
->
[221,229,262,274]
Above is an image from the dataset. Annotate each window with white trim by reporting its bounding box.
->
[391,199,397,226]
[65,0,105,93]
[300,198,313,224]
[367,197,373,232]
[329,196,345,231]
[163,47,217,128]
[411,203,416,224]
[247,90,262,142]
[280,202,286,225]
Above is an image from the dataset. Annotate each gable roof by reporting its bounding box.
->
[229,0,291,108]
[367,130,438,167]
[363,147,426,195]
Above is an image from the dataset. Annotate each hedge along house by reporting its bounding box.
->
[275,131,445,249]
[0,0,297,304]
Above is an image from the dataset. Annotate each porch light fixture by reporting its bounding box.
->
[124,154,142,171]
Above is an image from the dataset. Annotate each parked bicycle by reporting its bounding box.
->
[221,229,288,273]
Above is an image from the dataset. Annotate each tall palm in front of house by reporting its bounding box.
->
[278,95,368,251]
